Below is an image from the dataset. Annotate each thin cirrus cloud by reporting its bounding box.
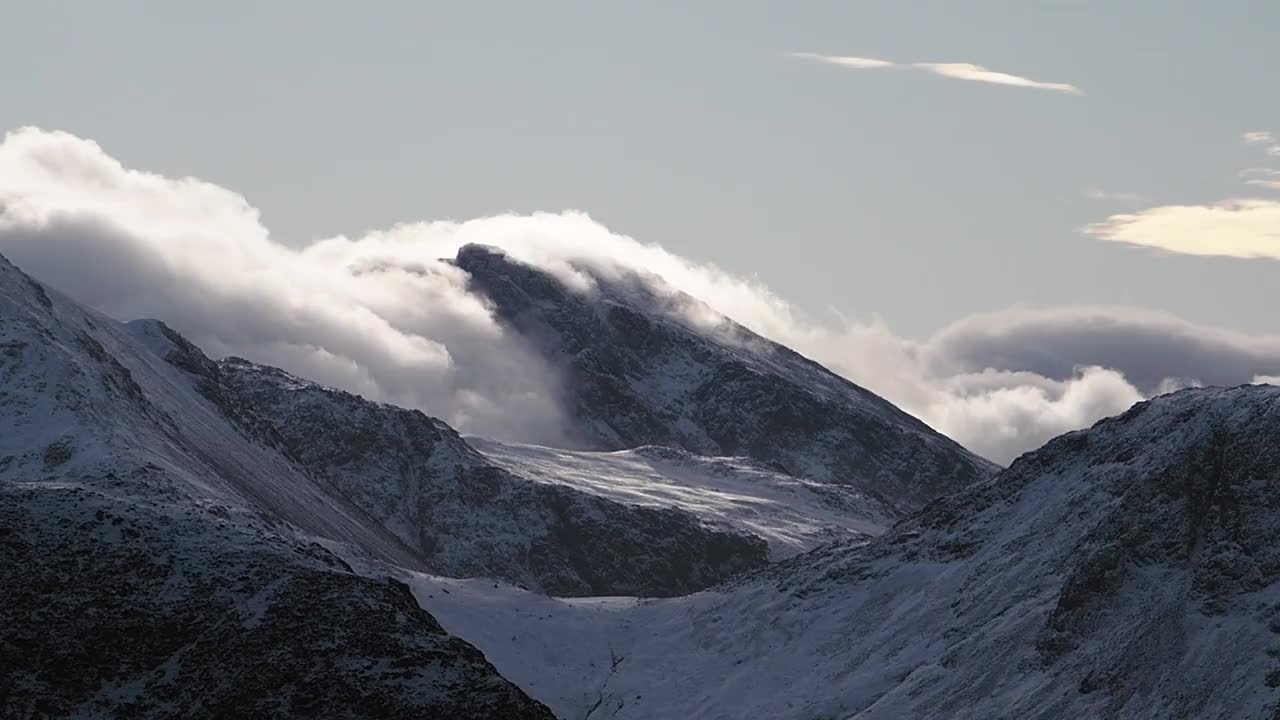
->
[1243,130,1280,157]
[1085,188,1151,204]
[785,52,1083,95]
[1242,168,1280,191]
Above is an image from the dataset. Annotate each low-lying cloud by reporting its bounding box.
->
[4,127,1280,464]
[0,127,576,445]
[785,52,1082,95]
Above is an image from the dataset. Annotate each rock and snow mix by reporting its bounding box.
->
[5,244,1280,720]
[412,386,1280,719]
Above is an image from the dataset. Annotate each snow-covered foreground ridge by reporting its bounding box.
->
[414,385,1280,720]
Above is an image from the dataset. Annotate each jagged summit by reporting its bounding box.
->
[452,243,998,515]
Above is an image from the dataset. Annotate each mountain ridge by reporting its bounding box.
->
[0,251,555,718]
[453,243,998,516]
[413,383,1280,720]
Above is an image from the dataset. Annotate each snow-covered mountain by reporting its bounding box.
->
[0,252,554,717]
[217,357,768,596]
[413,385,1280,720]
[454,243,998,516]
[468,437,889,560]
[12,236,1274,720]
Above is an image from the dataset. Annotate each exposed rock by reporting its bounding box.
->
[219,357,768,596]
[453,244,997,516]
[419,385,1280,720]
[0,252,555,717]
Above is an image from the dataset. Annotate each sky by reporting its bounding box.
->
[3,1,1280,463]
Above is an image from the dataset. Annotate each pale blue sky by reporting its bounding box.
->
[5,0,1277,337]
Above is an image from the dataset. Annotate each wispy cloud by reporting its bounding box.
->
[1084,199,1280,261]
[911,62,1082,94]
[785,52,1083,95]
[1243,129,1280,157]
[1085,188,1150,204]
[1242,168,1280,192]
[784,52,895,69]
[1083,131,1280,260]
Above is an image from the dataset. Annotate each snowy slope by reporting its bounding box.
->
[410,385,1280,720]
[469,437,889,560]
[0,260,422,568]
[218,357,770,596]
[0,252,554,718]
[454,244,998,515]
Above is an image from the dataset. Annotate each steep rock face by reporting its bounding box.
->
[0,484,554,720]
[0,252,553,718]
[219,358,768,597]
[417,385,1280,720]
[453,244,997,515]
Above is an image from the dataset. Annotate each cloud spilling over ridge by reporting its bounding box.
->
[0,127,577,445]
[785,52,1082,94]
[5,128,1280,463]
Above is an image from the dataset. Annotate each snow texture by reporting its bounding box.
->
[454,243,998,516]
[469,437,888,560]
[411,385,1280,720]
[217,357,770,596]
[0,251,554,718]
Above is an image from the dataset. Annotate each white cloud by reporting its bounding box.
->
[0,127,576,445]
[1083,133,1280,258]
[1243,130,1280,158]
[783,52,895,69]
[1242,168,1280,191]
[786,52,1082,94]
[7,128,1280,465]
[910,62,1082,94]
[1085,188,1150,203]
[1083,198,1280,260]
[1243,130,1276,146]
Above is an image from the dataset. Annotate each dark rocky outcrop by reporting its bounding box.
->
[219,357,768,597]
[452,244,997,515]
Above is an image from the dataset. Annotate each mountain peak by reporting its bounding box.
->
[453,244,997,515]
[455,242,510,263]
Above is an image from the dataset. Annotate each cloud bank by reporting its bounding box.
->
[785,52,1082,94]
[5,127,1280,464]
